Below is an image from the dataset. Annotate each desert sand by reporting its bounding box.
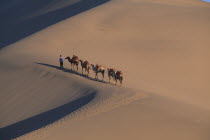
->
[0,0,210,140]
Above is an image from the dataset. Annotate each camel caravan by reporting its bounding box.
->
[59,55,123,86]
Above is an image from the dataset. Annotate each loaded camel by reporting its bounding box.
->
[115,71,123,86]
[91,64,105,81]
[65,55,79,72]
[63,54,123,85]
[107,68,116,83]
[80,60,91,76]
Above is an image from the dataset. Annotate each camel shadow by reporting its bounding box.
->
[0,0,110,49]
[0,91,96,140]
[35,62,107,84]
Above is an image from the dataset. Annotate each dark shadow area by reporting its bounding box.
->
[0,91,96,140]
[35,62,107,84]
[0,0,110,49]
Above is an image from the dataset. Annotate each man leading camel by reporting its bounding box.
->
[59,55,64,68]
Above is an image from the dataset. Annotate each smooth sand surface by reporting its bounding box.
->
[0,0,210,140]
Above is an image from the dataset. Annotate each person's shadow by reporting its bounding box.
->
[35,62,107,84]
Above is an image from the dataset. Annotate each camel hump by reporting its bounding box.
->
[96,65,100,69]
[96,65,102,69]
[72,55,79,61]
[110,68,115,72]
[116,71,123,76]
[84,61,89,65]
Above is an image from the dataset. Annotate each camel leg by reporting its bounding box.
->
[85,68,87,76]
[72,64,74,71]
[113,76,116,84]
[87,69,89,77]
[95,72,97,80]
[73,64,75,71]
[86,69,89,76]
[97,73,99,80]
[102,72,104,81]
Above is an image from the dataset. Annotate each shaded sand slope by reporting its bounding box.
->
[0,63,94,128]
[0,61,97,139]
[0,0,210,140]
[0,0,110,48]
[0,56,137,139]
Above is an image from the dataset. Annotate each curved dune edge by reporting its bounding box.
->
[0,60,146,140]
[13,80,145,140]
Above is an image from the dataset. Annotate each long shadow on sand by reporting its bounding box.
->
[0,91,96,140]
[35,62,107,84]
[0,0,110,49]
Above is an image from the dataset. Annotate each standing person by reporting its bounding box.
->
[59,55,64,68]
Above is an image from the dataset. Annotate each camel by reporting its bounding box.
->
[65,55,79,71]
[79,60,91,76]
[107,68,116,83]
[115,71,123,86]
[91,64,105,81]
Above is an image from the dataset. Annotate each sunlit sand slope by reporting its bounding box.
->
[0,0,210,140]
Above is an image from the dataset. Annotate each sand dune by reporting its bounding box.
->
[0,0,110,48]
[0,0,210,140]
